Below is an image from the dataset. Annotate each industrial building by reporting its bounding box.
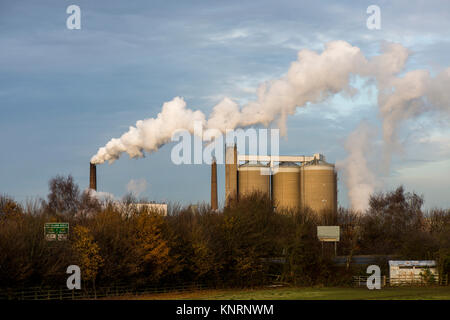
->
[389,260,438,285]
[89,144,337,214]
[220,145,337,213]
[114,202,168,216]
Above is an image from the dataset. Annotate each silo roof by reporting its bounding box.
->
[303,159,334,167]
[388,260,436,267]
[239,162,269,167]
[278,162,300,167]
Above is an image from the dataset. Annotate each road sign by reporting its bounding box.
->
[44,222,69,241]
[317,226,340,242]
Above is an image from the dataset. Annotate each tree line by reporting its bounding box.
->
[0,175,449,289]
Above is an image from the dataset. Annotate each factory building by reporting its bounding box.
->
[221,145,337,213]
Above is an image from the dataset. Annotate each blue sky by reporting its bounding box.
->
[1,0,449,209]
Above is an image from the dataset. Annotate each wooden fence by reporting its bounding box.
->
[3,275,448,300]
[0,282,210,300]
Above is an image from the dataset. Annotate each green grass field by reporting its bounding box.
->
[113,286,450,300]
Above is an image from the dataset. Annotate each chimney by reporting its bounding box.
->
[225,144,238,206]
[211,157,218,211]
[89,163,97,191]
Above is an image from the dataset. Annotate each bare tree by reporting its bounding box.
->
[45,175,80,216]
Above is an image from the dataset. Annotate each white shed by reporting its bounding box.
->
[389,260,438,285]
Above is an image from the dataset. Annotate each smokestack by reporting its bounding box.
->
[89,162,97,191]
[225,144,238,206]
[211,157,218,211]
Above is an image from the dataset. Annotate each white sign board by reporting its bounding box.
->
[317,226,340,242]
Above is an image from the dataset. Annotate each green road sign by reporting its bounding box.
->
[44,222,69,241]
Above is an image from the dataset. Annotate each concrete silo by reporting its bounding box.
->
[223,149,337,213]
[300,160,337,213]
[238,163,270,197]
[272,162,300,211]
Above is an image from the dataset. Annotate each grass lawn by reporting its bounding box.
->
[111,286,450,300]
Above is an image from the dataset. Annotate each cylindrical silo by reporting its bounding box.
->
[300,160,337,214]
[238,163,270,198]
[272,162,300,211]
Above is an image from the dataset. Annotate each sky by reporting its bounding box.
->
[0,0,449,209]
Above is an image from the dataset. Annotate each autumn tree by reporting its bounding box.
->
[221,192,281,286]
[130,210,172,284]
[0,195,23,216]
[72,225,104,290]
[0,196,31,286]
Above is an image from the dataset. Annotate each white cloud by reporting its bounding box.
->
[208,29,251,43]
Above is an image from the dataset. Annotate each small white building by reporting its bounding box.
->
[389,260,438,285]
[112,201,168,216]
[134,203,168,216]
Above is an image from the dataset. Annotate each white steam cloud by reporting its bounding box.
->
[377,66,450,168]
[91,41,450,211]
[91,98,206,163]
[126,179,147,197]
[85,189,115,202]
[337,122,380,212]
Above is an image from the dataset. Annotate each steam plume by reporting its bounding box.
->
[91,97,205,164]
[337,122,379,212]
[91,41,450,210]
[377,67,450,168]
[126,179,147,197]
[92,41,367,164]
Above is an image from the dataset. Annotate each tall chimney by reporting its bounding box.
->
[211,157,218,211]
[225,144,238,206]
[89,163,97,191]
